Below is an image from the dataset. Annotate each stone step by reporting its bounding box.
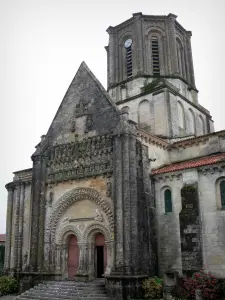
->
[16,280,109,300]
[34,287,106,293]
[25,290,107,297]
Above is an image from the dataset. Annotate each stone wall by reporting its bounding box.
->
[154,166,225,277]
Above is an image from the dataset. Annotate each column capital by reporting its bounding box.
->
[5,182,15,191]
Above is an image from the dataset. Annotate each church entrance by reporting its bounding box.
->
[94,233,106,278]
[67,234,79,279]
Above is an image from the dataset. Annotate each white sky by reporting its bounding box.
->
[0,0,225,233]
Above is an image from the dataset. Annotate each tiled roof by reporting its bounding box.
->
[0,234,6,242]
[152,153,225,175]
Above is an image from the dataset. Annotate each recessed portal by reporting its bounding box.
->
[67,234,79,279]
[95,233,106,278]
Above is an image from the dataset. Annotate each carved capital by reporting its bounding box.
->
[5,182,15,191]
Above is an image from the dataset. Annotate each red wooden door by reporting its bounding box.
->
[68,235,79,279]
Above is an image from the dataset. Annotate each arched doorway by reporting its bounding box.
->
[67,234,79,279]
[95,233,107,278]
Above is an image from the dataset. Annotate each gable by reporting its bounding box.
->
[47,62,120,145]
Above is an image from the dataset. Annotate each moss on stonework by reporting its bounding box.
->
[142,78,162,94]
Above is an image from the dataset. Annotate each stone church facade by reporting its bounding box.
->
[4,12,225,299]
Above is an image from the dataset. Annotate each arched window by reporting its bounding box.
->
[121,106,130,119]
[124,38,133,78]
[177,101,185,129]
[188,109,195,135]
[199,115,205,135]
[138,100,151,132]
[176,38,184,77]
[220,180,225,207]
[151,36,160,76]
[165,189,172,213]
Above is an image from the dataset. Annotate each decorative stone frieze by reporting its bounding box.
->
[46,135,113,183]
[154,173,182,182]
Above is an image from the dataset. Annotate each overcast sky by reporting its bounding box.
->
[0,0,225,233]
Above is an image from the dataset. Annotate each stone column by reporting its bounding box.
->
[13,182,21,272]
[113,135,124,272]
[122,133,131,274]
[107,27,117,87]
[167,14,179,75]
[129,135,139,274]
[77,243,88,276]
[17,182,25,271]
[133,13,144,75]
[29,155,43,271]
[186,31,196,88]
[4,183,15,271]
[37,157,47,272]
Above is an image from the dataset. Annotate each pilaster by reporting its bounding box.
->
[129,134,138,274]
[4,183,15,271]
[133,13,144,75]
[29,155,43,271]
[113,135,124,271]
[13,181,21,272]
[122,133,131,274]
[167,14,179,75]
[37,156,47,271]
[186,31,196,88]
[107,27,117,87]
[17,182,25,271]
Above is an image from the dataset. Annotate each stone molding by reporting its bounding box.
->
[83,223,112,243]
[45,187,114,244]
[154,173,182,182]
[56,224,83,244]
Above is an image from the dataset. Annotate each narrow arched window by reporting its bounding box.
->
[177,102,185,129]
[220,180,225,207]
[188,109,195,135]
[176,38,184,77]
[165,189,172,213]
[139,100,151,132]
[151,36,160,76]
[199,115,205,135]
[121,106,130,119]
[124,38,133,78]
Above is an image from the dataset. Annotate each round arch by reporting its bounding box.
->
[56,224,83,245]
[45,187,114,244]
[83,223,112,244]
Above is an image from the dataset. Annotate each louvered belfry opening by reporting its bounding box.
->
[126,46,132,78]
[151,37,160,76]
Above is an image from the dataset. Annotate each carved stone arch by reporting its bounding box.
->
[118,31,134,46]
[45,187,114,244]
[146,26,165,38]
[145,26,166,75]
[56,224,83,244]
[83,223,112,243]
[176,36,184,49]
[177,101,185,129]
[188,108,196,135]
[215,176,225,209]
[160,185,173,214]
[138,99,151,132]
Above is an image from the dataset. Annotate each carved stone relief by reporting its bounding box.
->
[46,135,113,183]
[45,187,114,244]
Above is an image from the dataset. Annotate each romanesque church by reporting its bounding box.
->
[4,12,225,299]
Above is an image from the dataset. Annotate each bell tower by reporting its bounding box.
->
[106,13,214,138]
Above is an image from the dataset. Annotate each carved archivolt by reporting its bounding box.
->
[45,187,113,244]
[83,223,112,243]
[56,224,83,244]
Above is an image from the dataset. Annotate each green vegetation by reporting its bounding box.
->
[0,276,19,296]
